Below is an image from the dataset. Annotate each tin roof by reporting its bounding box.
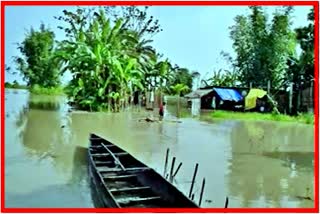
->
[185,88,243,102]
[184,89,213,99]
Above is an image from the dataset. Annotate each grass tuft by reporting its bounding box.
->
[211,110,314,124]
[30,85,65,95]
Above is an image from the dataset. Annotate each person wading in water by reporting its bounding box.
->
[138,101,166,123]
[159,102,165,120]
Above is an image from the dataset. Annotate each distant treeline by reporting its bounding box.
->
[5,81,28,89]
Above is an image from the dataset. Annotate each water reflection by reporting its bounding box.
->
[5,89,315,208]
[5,91,91,207]
[264,152,314,172]
[227,120,314,208]
[70,146,88,184]
[21,95,65,156]
[28,101,61,111]
[6,182,94,208]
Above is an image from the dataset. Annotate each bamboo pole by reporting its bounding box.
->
[169,157,176,183]
[163,148,170,177]
[191,194,195,200]
[188,163,199,198]
[172,162,183,178]
[191,194,194,201]
[198,178,206,207]
[224,197,229,208]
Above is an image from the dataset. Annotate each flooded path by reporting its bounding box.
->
[4,89,315,208]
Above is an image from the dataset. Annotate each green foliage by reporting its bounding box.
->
[283,8,314,114]
[170,83,189,118]
[14,24,61,87]
[55,7,162,111]
[166,67,193,95]
[170,83,190,96]
[296,112,314,124]
[30,84,64,95]
[207,69,239,87]
[229,6,296,89]
[211,110,314,124]
[288,8,314,87]
[4,81,63,95]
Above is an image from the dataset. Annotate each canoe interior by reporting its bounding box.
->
[88,133,199,208]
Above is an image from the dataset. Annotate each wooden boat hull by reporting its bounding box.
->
[88,133,199,208]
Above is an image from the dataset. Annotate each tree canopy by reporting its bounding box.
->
[227,6,297,89]
[14,24,61,87]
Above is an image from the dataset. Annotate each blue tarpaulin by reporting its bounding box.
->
[213,88,243,102]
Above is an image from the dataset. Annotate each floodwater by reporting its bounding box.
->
[4,89,315,208]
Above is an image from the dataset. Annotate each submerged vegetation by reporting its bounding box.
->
[30,85,65,95]
[5,82,64,95]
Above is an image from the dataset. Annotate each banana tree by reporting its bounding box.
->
[55,7,157,112]
[56,9,125,111]
[154,60,170,106]
[107,91,120,112]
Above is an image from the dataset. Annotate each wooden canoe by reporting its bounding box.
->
[88,133,199,208]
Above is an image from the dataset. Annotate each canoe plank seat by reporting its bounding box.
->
[90,145,117,149]
[94,160,114,165]
[92,152,128,157]
[103,174,137,180]
[110,186,151,193]
[116,196,162,206]
[98,167,150,173]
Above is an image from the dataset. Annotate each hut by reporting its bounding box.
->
[184,87,244,111]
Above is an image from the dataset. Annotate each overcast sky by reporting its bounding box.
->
[4,5,313,84]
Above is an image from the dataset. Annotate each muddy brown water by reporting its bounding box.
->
[4,89,315,208]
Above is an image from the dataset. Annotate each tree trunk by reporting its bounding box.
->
[121,88,125,111]
[177,94,180,118]
[159,79,163,107]
[108,87,111,112]
[297,90,301,113]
